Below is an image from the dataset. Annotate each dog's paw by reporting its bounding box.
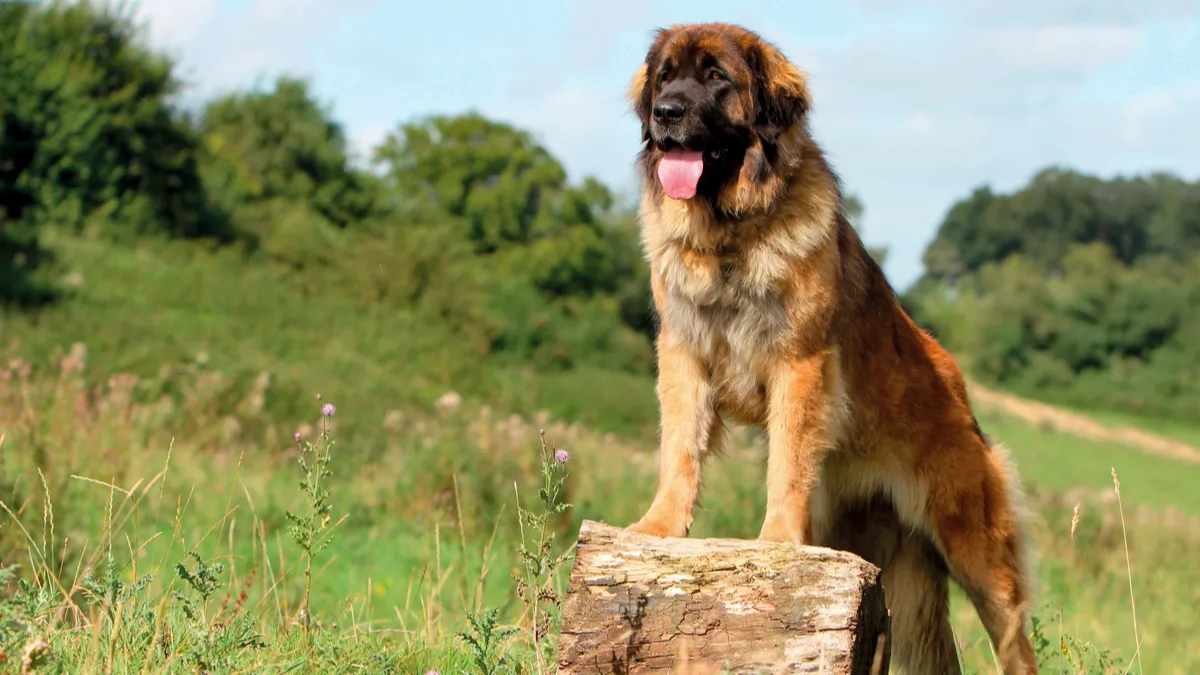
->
[627,517,688,539]
[757,519,804,545]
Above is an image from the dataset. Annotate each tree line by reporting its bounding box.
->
[906,167,1200,422]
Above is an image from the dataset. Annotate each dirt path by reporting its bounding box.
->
[967,382,1200,464]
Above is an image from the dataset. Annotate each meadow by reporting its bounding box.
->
[4,236,1200,674]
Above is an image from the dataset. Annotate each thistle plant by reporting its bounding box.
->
[172,550,266,670]
[285,395,342,641]
[457,606,519,675]
[172,550,227,621]
[512,429,573,673]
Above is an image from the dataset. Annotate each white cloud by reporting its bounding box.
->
[124,0,382,99]
[799,24,1137,121]
[907,113,936,137]
[129,0,220,52]
[567,0,653,69]
[857,0,1200,27]
[504,0,652,101]
[982,25,1140,74]
[506,48,563,100]
[1112,87,1200,155]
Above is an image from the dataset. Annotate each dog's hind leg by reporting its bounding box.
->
[929,439,1039,675]
[821,495,961,675]
[882,533,963,675]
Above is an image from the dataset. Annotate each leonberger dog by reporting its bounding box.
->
[624,23,1039,675]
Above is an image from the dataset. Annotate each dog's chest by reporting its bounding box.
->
[658,243,791,389]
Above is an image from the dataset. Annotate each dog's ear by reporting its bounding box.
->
[631,31,671,144]
[628,62,652,143]
[744,38,812,145]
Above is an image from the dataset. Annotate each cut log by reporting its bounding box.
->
[556,520,891,675]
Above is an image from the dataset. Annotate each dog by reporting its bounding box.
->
[624,23,1039,675]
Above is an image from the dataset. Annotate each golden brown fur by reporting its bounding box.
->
[625,23,1039,675]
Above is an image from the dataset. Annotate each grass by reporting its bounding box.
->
[1073,407,1200,449]
[3,235,1198,672]
[0,353,563,672]
[979,409,1200,516]
[1,233,659,440]
[4,345,1199,673]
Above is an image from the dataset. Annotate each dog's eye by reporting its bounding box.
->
[708,69,728,82]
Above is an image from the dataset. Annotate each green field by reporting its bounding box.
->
[1064,407,1200,450]
[980,410,1200,516]
[3,236,1199,674]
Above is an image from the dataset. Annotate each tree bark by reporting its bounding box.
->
[556,520,891,675]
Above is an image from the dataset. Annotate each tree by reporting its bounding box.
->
[905,166,1200,423]
[918,167,1200,287]
[373,112,621,298]
[373,112,568,250]
[364,111,657,371]
[0,102,47,304]
[0,2,44,303]
[199,76,379,231]
[0,0,225,242]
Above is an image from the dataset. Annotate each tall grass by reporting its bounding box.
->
[2,345,1197,672]
[0,344,572,672]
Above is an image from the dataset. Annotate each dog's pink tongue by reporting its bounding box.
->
[657,150,704,200]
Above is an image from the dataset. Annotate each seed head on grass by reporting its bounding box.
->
[1110,467,1142,675]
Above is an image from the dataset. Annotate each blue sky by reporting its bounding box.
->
[132,0,1200,290]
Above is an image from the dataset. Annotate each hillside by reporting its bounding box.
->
[3,230,663,441]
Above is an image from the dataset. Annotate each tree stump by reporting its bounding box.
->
[556,520,891,675]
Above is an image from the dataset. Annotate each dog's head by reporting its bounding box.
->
[629,23,812,207]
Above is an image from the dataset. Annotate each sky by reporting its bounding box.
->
[127,0,1200,290]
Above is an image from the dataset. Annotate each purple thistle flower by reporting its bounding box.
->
[554,448,569,464]
[294,432,301,442]
[321,403,336,417]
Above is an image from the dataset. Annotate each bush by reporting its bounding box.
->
[0,0,229,243]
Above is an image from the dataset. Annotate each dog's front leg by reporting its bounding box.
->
[759,348,838,544]
[628,338,721,538]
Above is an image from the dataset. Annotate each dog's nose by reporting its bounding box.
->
[653,100,686,121]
